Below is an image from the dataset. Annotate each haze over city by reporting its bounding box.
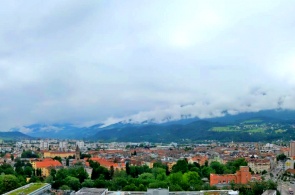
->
[1,0,295,130]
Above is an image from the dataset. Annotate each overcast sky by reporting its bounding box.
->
[1,0,295,130]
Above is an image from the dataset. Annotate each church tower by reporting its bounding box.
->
[75,145,80,160]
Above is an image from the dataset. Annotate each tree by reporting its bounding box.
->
[50,168,57,179]
[226,158,247,173]
[123,183,137,191]
[110,166,114,179]
[172,159,188,173]
[64,176,80,191]
[0,175,20,194]
[126,162,130,175]
[261,170,267,175]
[45,175,53,184]
[82,179,94,188]
[0,164,15,175]
[60,185,71,190]
[53,156,62,163]
[183,171,202,187]
[149,181,168,188]
[210,161,226,174]
[24,166,33,177]
[277,153,287,161]
[201,166,214,179]
[36,168,42,176]
[10,154,14,161]
[29,175,40,183]
[75,166,89,183]
[66,158,69,166]
[21,150,38,158]
[169,172,183,185]
[152,168,166,181]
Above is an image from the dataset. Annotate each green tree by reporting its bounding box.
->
[56,168,68,180]
[210,161,226,174]
[64,176,80,191]
[277,153,287,161]
[149,181,168,188]
[75,166,89,183]
[50,168,57,179]
[152,168,166,181]
[21,150,38,158]
[82,179,95,188]
[126,162,130,175]
[53,156,62,163]
[45,175,54,184]
[0,164,15,175]
[0,175,20,194]
[169,172,183,185]
[29,175,40,183]
[24,166,33,177]
[60,185,71,190]
[172,159,188,173]
[123,183,137,191]
[201,166,214,179]
[110,166,114,179]
[183,171,202,188]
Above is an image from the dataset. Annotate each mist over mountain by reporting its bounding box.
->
[12,109,295,141]
[0,131,32,141]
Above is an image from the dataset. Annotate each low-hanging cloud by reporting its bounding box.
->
[0,0,295,130]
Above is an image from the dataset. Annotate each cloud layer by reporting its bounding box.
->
[0,0,295,130]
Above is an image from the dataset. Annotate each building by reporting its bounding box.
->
[247,158,271,173]
[188,155,208,166]
[39,140,49,150]
[76,145,81,160]
[32,158,62,177]
[3,183,51,195]
[59,141,68,151]
[90,158,125,170]
[210,166,251,186]
[76,141,85,149]
[75,188,107,195]
[43,151,75,158]
[261,190,277,195]
[284,159,295,170]
[290,141,295,157]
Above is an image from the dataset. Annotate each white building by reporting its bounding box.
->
[59,141,68,151]
[76,141,85,149]
[39,140,49,150]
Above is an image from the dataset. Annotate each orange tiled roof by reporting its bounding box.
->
[35,159,62,168]
[90,158,125,169]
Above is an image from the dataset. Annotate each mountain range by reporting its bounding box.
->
[4,109,294,142]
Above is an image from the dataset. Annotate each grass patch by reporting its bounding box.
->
[246,128,266,133]
[8,183,46,195]
[210,126,239,132]
[242,119,263,124]
[275,129,286,133]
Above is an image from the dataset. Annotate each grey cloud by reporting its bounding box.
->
[0,1,295,130]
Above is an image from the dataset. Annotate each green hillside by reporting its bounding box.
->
[91,118,295,143]
[0,132,32,140]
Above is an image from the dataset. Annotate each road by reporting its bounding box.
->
[278,182,294,195]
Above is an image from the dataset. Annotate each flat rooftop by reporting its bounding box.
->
[6,183,47,195]
[76,188,107,195]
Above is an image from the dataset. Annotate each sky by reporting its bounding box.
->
[0,0,295,130]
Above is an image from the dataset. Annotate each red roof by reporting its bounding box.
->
[90,158,125,169]
[35,159,62,168]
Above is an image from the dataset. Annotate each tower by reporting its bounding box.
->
[75,145,80,160]
[290,141,295,157]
